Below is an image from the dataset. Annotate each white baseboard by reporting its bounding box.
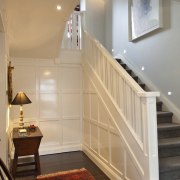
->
[83,145,123,180]
[39,144,82,155]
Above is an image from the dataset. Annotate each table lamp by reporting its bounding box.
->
[11,92,32,130]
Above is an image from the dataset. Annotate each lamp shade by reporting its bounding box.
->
[11,92,32,105]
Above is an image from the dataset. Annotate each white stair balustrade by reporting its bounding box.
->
[61,12,82,50]
[82,30,160,180]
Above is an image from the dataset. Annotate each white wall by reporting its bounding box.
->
[84,0,106,45]
[0,32,8,163]
[10,50,83,155]
[106,0,180,120]
[0,1,9,163]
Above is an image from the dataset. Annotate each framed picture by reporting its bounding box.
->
[7,61,14,104]
[129,0,162,41]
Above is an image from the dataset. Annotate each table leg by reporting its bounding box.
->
[12,153,18,178]
[35,152,41,175]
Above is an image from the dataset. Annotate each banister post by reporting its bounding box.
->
[141,96,159,180]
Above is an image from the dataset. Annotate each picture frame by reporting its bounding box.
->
[7,61,14,104]
[128,0,162,41]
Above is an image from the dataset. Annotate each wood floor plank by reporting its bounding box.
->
[13,151,110,180]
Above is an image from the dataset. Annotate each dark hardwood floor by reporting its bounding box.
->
[14,151,110,180]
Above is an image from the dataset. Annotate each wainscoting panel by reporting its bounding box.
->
[90,123,98,153]
[83,94,90,118]
[83,119,90,147]
[62,93,81,118]
[39,93,59,119]
[99,127,109,162]
[13,66,37,93]
[61,66,82,90]
[62,119,81,144]
[10,50,82,155]
[82,72,145,179]
[39,67,58,92]
[39,120,61,147]
[99,103,109,126]
[110,132,124,175]
[125,151,143,180]
[91,94,98,122]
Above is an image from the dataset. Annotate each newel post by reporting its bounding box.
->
[141,94,159,180]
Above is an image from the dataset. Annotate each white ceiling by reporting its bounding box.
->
[6,0,79,59]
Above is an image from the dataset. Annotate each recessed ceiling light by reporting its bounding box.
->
[57,5,62,10]
[141,66,145,71]
[44,71,51,76]
[168,92,172,95]
[67,32,70,38]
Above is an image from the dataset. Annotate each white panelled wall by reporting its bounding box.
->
[9,30,159,179]
[82,71,144,180]
[0,27,8,163]
[10,50,82,155]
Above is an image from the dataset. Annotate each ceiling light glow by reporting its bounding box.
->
[67,32,70,38]
[57,5,62,10]
[141,66,145,71]
[168,92,172,95]
[44,71,51,76]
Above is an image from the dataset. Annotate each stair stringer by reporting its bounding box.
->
[82,61,159,180]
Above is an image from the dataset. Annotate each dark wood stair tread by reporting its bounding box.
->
[120,63,126,68]
[157,101,163,106]
[157,111,173,117]
[159,137,180,147]
[138,83,145,89]
[116,58,122,63]
[158,123,180,130]
[132,76,138,82]
[159,156,180,173]
[157,101,163,111]
[125,69,132,74]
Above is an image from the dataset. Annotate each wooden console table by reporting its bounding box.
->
[12,127,43,178]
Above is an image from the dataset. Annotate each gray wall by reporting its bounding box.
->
[84,0,180,121]
[109,0,180,121]
[84,0,106,45]
[104,0,112,53]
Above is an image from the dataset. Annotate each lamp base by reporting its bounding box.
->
[19,119,24,127]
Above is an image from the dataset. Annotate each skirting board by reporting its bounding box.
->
[82,145,122,180]
[39,144,82,155]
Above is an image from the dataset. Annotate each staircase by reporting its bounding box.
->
[116,58,180,180]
